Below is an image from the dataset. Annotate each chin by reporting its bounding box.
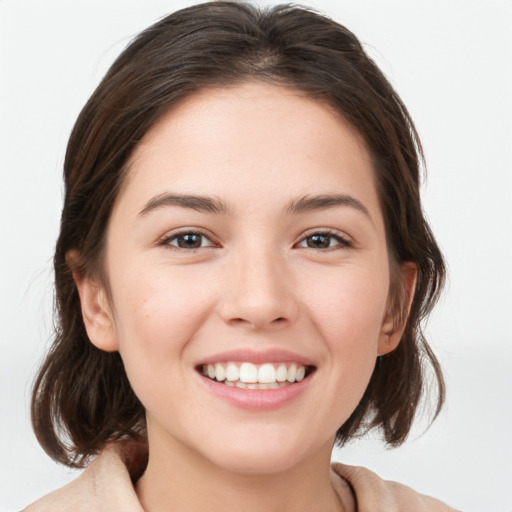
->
[210,448,303,475]
[198,428,326,475]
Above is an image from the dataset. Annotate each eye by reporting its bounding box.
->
[297,231,351,250]
[161,231,216,250]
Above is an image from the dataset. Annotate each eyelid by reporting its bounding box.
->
[155,227,352,251]
[157,227,219,249]
[295,228,353,249]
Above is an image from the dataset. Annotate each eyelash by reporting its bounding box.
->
[158,229,352,251]
[158,229,217,250]
[296,230,352,250]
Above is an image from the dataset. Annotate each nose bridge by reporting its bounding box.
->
[220,239,297,328]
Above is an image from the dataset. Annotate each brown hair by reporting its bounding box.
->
[31,1,445,467]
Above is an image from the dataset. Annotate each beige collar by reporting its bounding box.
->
[25,441,458,512]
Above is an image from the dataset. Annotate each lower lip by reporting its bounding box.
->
[197,373,313,410]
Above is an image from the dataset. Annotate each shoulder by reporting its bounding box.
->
[332,462,461,512]
[23,444,145,512]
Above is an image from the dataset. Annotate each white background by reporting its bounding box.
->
[1,1,511,510]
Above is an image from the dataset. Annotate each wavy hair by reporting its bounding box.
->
[31,1,445,467]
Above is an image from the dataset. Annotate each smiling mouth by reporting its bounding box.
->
[198,362,315,389]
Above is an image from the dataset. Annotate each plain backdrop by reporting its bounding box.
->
[1,1,511,510]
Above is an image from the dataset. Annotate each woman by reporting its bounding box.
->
[25,2,459,510]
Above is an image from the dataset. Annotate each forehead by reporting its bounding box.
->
[118,82,381,221]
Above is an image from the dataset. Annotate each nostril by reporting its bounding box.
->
[230,317,250,325]
[228,316,288,328]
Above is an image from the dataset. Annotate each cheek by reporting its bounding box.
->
[113,265,210,335]
[300,262,389,397]
[305,265,389,345]
[108,266,215,385]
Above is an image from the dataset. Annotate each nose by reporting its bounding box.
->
[218,247,299,330]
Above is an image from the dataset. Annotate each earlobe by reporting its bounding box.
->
[378,262,418,356]
[66,250,119,352]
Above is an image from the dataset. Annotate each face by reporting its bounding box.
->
[78,82,407,475]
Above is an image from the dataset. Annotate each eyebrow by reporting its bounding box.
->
[139,193,232,216]
[286,194,372,220]
[139,191,372,221]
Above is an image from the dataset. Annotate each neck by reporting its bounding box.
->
[135,428,345,512]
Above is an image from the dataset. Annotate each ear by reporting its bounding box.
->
[66,250,119,352]
[378,262,418,356]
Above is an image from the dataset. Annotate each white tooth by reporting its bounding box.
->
[226,362,239,382]
[207,364,216,379]
[214,363,226,382]
[247,383,258,389]
[235,381,248,389]
[268,382,279,389]
[201,365,208,376]
[286,364,297,382]
[224,380,234,387]
[258,383,270,390]
[239,362,258,383]
[276,364,287,382]
[258,363,276,383]
[296,365,306,382]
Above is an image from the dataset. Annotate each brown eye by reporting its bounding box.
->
[297,232,351,250]
[165,232,215,249]
[306,234,332,249]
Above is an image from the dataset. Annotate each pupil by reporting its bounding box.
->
[178,234,201,248]
[308,235,329,248]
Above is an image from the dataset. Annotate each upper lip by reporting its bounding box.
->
[196,348,316,367]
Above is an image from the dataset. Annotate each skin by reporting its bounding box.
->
[73,82,416,512]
